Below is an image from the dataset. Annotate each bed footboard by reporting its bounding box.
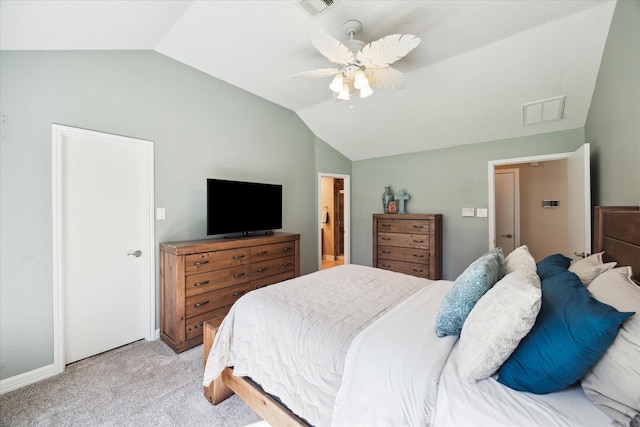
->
[203,322,234,404]
[202,321,306,426]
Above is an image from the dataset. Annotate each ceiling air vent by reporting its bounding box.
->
[296,0,339,18]
[522,95,566,126]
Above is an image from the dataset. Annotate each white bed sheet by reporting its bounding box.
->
[203,264,432,427]
[433,341,613,427]
[332,280,457,427]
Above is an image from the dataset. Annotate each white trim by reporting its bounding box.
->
[488,151,575,249]
[0,363,58,394]
[51,124,155,377]
[318,173,351,270]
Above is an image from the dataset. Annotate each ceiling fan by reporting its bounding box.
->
[287,20,420,100]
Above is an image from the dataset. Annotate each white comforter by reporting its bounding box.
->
[203,264,433,426]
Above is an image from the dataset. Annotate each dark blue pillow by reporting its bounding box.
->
[497,270,633,394]
[536,253,571,281]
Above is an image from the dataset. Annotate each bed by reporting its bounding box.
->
[203,206,640,426]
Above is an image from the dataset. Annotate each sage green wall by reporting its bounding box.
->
[586,0,640,206]
[0,51,318,380]
[351,129,585,280]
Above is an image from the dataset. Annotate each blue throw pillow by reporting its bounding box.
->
[435,248,505,337]
[536,253,571,281]
[497,270,633,394]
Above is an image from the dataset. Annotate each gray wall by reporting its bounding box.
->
[351,130,585,280]
[0,51,332,380]
[586,0,640,206]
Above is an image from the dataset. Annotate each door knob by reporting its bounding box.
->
[501,234,513,238]
[127,250,142,257]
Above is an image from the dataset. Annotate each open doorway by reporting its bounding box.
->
[488,144,591,262]
[318,173,351,270]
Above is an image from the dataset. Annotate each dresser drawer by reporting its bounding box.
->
[185,282,250,318]
[377,259,429,278]
[252,255,296,279]
[252,270,295,290]
[378,245,429,263]
[185,265,251,297]
[252,241,296,262]
[377,232,429,249]
[185,306,230,341]
[185,247,250,275]
[377,219,430,234]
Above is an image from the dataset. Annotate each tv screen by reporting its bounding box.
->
[207,179,282,236]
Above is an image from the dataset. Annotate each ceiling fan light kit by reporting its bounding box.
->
[286,19,420,101]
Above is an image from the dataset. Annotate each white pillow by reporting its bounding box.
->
[582,267,640,427]
[457,270,542,382]
[569,252,616,286]
[505,245,536,275]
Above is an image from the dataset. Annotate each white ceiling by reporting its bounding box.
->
[0,0,616,160]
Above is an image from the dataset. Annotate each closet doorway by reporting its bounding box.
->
[318,173,350,270]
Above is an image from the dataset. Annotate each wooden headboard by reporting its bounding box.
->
[593,206,640,285]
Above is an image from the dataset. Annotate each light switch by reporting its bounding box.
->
[462,208,475,217]
[477,208,487,218]
[156,208,166,220]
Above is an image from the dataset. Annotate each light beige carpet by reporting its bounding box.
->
[0,339,269,427]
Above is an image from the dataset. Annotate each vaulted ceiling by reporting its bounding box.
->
[0,0,616,160]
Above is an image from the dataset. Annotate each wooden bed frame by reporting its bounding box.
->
[203,205,640,425]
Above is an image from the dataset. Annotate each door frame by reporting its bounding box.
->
[52,124,155,374]
[488,150,576,250]
[318,173,351,270]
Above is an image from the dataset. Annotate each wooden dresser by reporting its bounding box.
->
[373,214,442,280]
[160,232,300,353]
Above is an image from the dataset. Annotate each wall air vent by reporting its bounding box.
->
[523,95,566,126]
[296,0,339,18]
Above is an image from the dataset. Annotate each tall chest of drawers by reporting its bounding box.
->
[160,232,300,353]
[373,214,442,280]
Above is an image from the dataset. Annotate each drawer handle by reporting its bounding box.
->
[257,267,268,273]
[282,262,292,267]
[413,240,424,243]
[413,254,424,258]
[381,224,391,227]
[233,254,245,259]
[257,251,268,255]
[193,280,210,287]
[282,246,292,251]
[233,290,245,297]
[413,268,424,273]
[382,250,391,254]
[413,225,424,229]
[382,264,392,268]
[193,323,202,329]
[381,237,391,241]
[194,260,209,266]
[194,300,209,308]
[256,284,267,289]
[233,272,246,278]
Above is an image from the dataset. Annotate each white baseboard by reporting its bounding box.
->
[1,332,161,395]
[0,363,59,395]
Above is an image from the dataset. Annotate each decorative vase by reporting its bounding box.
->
[382,186,393,213]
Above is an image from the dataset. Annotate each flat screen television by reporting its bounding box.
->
[207,178,282,236]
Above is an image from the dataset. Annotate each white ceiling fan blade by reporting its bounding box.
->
[367,67,407,90]
[311,28,355,66]
[357,34,420,68]
[286,68,341,79]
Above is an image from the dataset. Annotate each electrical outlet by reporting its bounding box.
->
[477,208,487,218]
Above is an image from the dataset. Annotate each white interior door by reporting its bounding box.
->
[58,127,153,364]
[495,169,520,255]
[567,143,591,259]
